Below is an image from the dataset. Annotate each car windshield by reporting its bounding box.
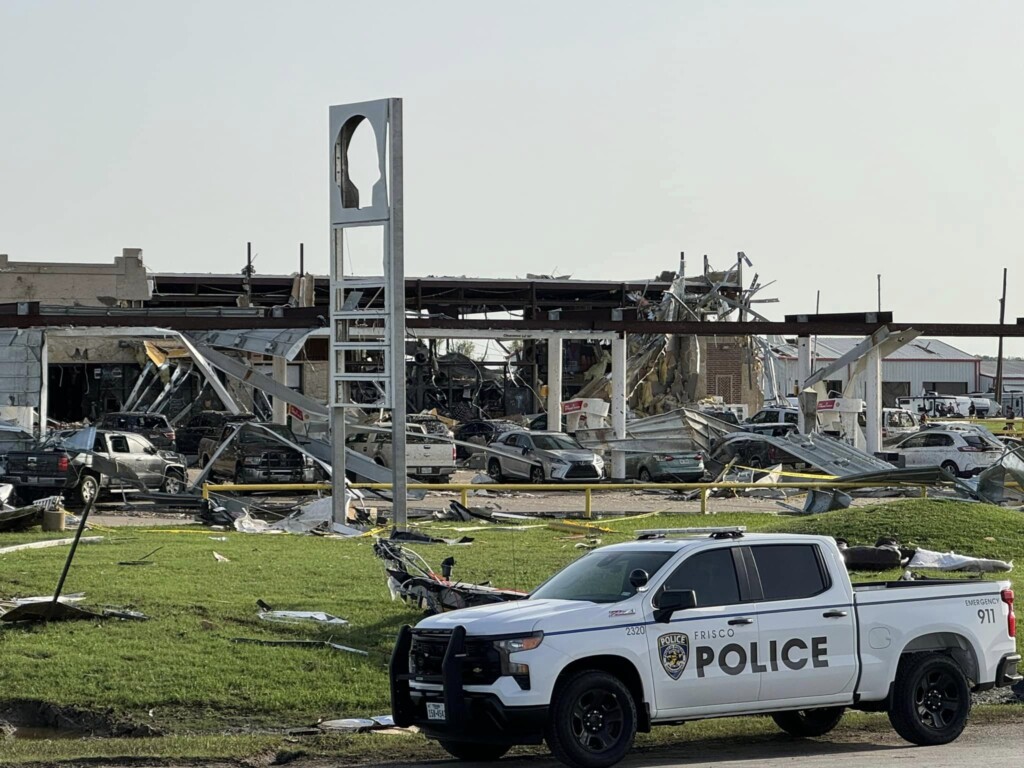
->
[135,416,169,429]
[532,434,582,451]
[239,423,295,444]
[531,550,674,604]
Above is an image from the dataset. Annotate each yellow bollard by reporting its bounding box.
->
[584,488,592,519]
[461,487,469,508]
[700,487,709,515]
[920,484,928,498]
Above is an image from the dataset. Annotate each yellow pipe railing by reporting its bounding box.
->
[203,480,936,517]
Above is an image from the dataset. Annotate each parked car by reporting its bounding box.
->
[198,422,317,484]
[486,430,604,482]
[527,413,567,432]
[345,424,456,482]
[704,433,810,478]
[881,407,919,445]
[453,420,521,460]
[2,428,187,506]
[745,406,798,426]
[97,412,178,451]
[175,410,255,456]
[890,429,1003,477]
[624,451,705,482]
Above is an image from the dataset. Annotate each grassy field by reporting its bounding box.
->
[0,499,1021,764]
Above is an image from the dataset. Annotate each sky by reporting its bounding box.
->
[1,1,1021,355]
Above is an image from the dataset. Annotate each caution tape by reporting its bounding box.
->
[729,464,838,480]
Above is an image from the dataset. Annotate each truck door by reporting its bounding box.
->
[745,543,857,704]
[644,547,761,715]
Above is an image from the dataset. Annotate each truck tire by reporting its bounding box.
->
[546,669,637,768]
[771,707,845,737]
[888,653,970,746]
[76,473,100,507]
[487,458,504,482]
[162,469,186,495]
[437,740,510,762]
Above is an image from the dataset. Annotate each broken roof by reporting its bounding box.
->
[773,337,978,363]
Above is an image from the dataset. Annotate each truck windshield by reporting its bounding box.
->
[530,550,674,604]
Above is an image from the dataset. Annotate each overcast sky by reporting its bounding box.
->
[1,1,1021,355]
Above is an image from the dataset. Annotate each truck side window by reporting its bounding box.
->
[108,435,130,453]
[661,549,740,607]
[750,545,829,600]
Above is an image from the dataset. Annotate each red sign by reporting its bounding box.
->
[288,404,305,421]
[561,400,584,414]
[816,399,837,411]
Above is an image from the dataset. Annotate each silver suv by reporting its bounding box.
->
[486,431,604,482]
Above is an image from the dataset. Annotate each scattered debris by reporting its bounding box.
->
[389,529,473,546]
[907,548,1012,573]
[256,601,349,627]
[213,551,230,562]
[374,539,524,614]
[0,536,104,556]
[231,638,368,655]
[118,546,164,566]
[574,538,603,550]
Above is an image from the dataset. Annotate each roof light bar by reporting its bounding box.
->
[636,526,746,540]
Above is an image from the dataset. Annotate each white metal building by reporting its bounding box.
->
[979,360,1024,393]
[772,337,981,406]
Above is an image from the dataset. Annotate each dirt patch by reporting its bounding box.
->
[0,699,162,738]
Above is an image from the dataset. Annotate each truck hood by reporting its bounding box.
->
[415,598,610,636]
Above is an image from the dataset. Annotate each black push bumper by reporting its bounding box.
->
[390,624,548,745]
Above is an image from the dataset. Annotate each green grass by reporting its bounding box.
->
[0,499,1020,762]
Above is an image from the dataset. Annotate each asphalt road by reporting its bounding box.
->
[405,722,1022,768]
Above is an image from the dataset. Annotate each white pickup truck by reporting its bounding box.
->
[390,528,1019,768]
[345,425,456,483]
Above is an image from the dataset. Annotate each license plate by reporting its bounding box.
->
[425,702,446,721]
[420,467,435,474]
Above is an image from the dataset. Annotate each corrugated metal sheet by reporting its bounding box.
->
[0,330,43,407]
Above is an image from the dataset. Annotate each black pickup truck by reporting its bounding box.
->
[198,422,317,484]
[2,428,188,506]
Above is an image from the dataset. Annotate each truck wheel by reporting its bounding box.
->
[546,670,637,768]
[888,653,970,746]
[437,740,510,762]
[76,474,100,507]
[771,707,845,737]
[162,470,186,495]
[487,458,504,482]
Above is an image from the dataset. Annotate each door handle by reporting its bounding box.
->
[823,610,849,618]
[728,617,754,626]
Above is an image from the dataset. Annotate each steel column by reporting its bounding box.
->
[797,336,812,434]
[611,333,627,480]
[547,336,563,432]
[865,345,882,454]
[272,356,288,424]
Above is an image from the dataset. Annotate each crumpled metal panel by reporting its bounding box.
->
[752,431,895,477]
[0,330,43,408]
[974,446,1024,505]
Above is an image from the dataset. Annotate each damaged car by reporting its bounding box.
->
[486,430,604,482]
[2,428,187,506]
[198,422,319,484]
[625,450,705,482]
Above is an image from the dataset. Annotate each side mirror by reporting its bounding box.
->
[522,446,531,455]
[144,446,157,455]
[654,589,697,624]
[628,569,649,591]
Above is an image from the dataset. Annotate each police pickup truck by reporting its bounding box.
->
[390,528,1019,768]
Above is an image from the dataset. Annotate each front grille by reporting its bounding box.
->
[565,462,600,479]
[259,452,303,469]
[410,631,501,685]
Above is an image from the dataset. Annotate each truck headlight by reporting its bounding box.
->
[242,456,262,466]
[494,632,543,681]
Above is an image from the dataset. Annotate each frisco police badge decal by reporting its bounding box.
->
[658,633,689,680]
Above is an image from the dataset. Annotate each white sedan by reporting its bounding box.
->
[891,429,1003,477]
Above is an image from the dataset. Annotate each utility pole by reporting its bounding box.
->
[994,268,1008,404]
[877,274,881,313]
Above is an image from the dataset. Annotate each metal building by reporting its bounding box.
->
[773,337,980,405]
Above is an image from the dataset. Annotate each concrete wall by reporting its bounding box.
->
[0,248,151,307]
